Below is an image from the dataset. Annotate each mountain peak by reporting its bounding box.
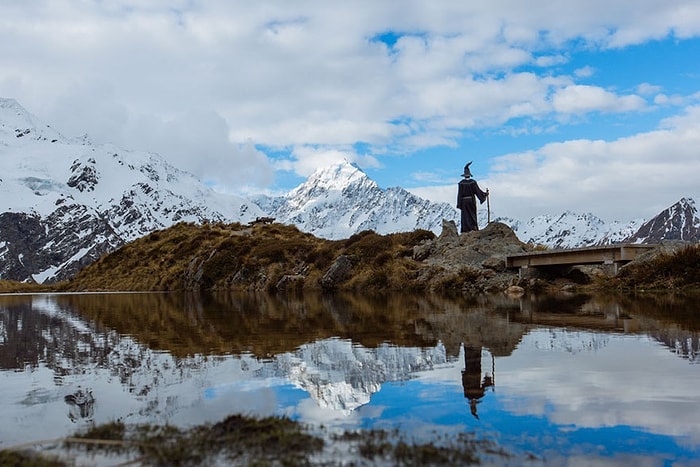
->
[677,197,696,210]
[0,97,64,143]
[286,160,378,204]
[256,160,457,239]
[304,160,371,190]
[625,197,699,243]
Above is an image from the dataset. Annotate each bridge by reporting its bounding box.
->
[505,244,658,277]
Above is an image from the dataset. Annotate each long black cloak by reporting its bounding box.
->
[457,178,488,233]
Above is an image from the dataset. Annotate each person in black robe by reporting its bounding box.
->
[457,162,488,233]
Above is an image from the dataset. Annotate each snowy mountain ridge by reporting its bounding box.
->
[505,211,647,249]
[1,98,698,283]
[0,98,263,282]
[254,160,699,248]
[252,161,461,240]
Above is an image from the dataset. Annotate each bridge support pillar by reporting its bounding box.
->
[602,259,618,276]
[518,265,539,280]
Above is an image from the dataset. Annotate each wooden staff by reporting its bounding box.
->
[487,190,491,224]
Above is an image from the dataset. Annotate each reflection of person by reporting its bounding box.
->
[462,345,494,419]
[64,387,95,422]
[457,162,488,233]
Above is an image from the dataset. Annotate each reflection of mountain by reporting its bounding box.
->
[0,295,113,374]
[49,292,456,358]
[277,338,448,412]
[0,295,454,417]
[1,291,698,428]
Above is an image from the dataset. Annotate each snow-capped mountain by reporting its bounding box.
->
[2,98,697,284]
[506,199,699,248]
[0,98,263,283]
[507,211,646,249]
[626,197,700,243]
[252,161,461,239]
[253,160,699,249]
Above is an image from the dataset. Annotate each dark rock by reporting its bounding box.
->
[67,159,100,192]
[481,257,506,272]
[276,274,305,291]
[321,255,354,289]
[439,219,459,240]
[0,207,122,283]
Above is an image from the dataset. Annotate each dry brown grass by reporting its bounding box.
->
[63,223,436,293]
[613,244,700,290]
[0,280,52,294]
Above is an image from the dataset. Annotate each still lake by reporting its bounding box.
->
[1,291,699,465]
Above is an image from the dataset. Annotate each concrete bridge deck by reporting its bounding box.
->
[505,243,658,276]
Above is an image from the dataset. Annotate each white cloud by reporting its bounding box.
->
[637,82,662,95]
[287,146,381,178]
[1,1,699,196]
[486,106,700,220]
[552,85,647,114]
[411,104,700,222]
[534,54,568,67]
[654,93,688,106]
[574,66,595,78]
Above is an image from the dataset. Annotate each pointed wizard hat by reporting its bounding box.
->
[462,161,473,178]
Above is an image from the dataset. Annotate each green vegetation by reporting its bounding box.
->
[610,244,700,291]
[0,415,510,466]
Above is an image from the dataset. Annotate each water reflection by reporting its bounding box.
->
[462,345,494,419]
[64,387,95,423]
[1,291,699,463]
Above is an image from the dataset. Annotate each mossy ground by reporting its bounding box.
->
[1,415,510,466]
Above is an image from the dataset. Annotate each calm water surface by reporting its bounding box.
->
[1,291,699,465]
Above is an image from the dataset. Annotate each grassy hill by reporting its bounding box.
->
[61,221,438,292]
[4,220,697,294]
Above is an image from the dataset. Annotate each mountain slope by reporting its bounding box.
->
[625,197,700,243]
[508,211,645,249]
[2,98,696,284]
[253,161,461,239]
[0,98,263,283]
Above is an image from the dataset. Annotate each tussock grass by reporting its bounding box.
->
[2,414,509,466]
[64,223,437,293]
[0,280,49,294]
[613,244,700,290]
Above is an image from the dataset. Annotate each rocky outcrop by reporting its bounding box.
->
[412,221,530,294]
[321,255,354,289]
[415,221,528,270]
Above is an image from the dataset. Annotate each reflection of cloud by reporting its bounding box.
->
[498,329,700,443]
[292,398,363,431]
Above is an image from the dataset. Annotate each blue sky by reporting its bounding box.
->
[2,1,700,221]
